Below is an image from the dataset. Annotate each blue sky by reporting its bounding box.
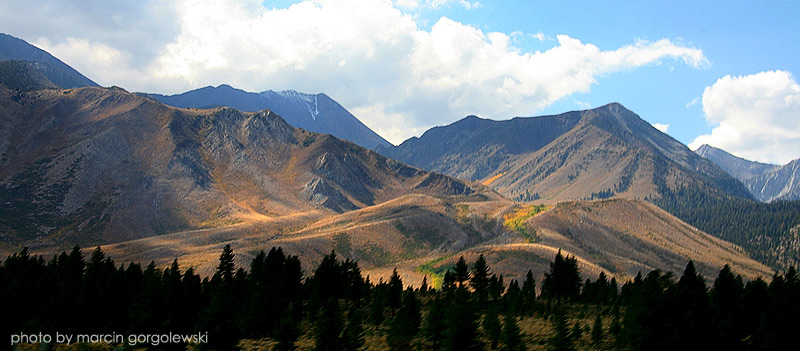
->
[2,0,799,163]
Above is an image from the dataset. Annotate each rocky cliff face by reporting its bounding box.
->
[747,159,800,202]
[694,144,800,202]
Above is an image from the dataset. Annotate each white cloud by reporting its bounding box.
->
[652,123,670,134]
[531,32,549,42]
[574,100,591,109]
[689,70,800,164]
[395,0,478,10]
[6,0,709,145]
[686,96,700,108]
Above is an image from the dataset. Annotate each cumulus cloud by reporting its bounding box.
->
[689,70,800,164]
[5,0,708,145]
[396,0,479,10]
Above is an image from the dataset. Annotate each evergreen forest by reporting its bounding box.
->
[2,246,798,351]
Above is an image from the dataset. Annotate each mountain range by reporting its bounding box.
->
[0,86,478,249]
[378,104,751,204]
[0,32,792,282]
[695,144,800,202]
[144,84,393,150]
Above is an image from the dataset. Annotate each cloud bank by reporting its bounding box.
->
[4,0,707,144]
[689,70,800,165]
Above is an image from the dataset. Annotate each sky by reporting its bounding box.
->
[2,0,799,164]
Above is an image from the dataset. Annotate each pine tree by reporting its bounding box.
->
[424,296,447,351]
[591,315,603,346]
[274,306,300,351]
[387,289,421,351]
[315,299,344,351]
[521,270,537,314]
[673,260,710,348]
[387,268,404,313]
[442,287,483,351]
[710,264,744,349]
[541,250,581,303]
[216,244,235,281]
[454,256,470,287]
[341,307,366,351]
[570,320,583,344]
[504,279,523,315]
[471,254,490,307]
[500,313,526,351]
[369,288,386,327]
[482,305,502,349]
[550,307,575,351]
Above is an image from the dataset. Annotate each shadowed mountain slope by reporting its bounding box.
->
[0,86,477,250]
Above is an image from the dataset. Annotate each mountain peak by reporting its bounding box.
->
[0,33,98,88]
[384,103,752,203]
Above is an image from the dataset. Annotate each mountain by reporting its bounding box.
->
[0,33,98,89]
[695,144,800,202]
[694,144,779,182]
[0,83,774,284]
[144,84,393,150]
[748,159,800,201]
[0,86,479,250]
[0,60,58,91]
[379,103,752,204]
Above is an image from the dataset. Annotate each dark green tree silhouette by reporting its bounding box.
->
[454,256,470,287]
[274,305,301,351]
[549,307,575,351]
[442,287,483,351]
[216,244,235,281]
[541,250,581,303]
[521,270,537,314]
[500,313,526,351]
[591,315,603,346]
[387,289,421,351]
[387,268,404,313]
[314,299,344,351]
[341,307,366,351]
[672,260,710,348]
[424,296,447,351]
[471,254,490,307]
[482,304,502,349]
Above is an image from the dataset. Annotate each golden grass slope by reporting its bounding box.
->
[94,196,770,288]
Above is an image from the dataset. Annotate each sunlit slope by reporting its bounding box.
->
[98,196,771,285]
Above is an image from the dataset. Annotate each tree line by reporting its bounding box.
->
[651,185,800,269]
[1,246,798,350]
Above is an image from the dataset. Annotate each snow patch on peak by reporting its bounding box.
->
[275,90,320,121]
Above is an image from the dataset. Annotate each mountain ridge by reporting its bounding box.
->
[144,84,393,150]
[0,86,480,248]
[695,144,800,202]
[379,103,751,204]
[0,33,98,89]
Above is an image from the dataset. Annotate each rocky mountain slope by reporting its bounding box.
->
[0,86,477,250]
[145,84,392,150]
[695,144,800,202]
[0,33,98,89]
[379,103,751,204]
